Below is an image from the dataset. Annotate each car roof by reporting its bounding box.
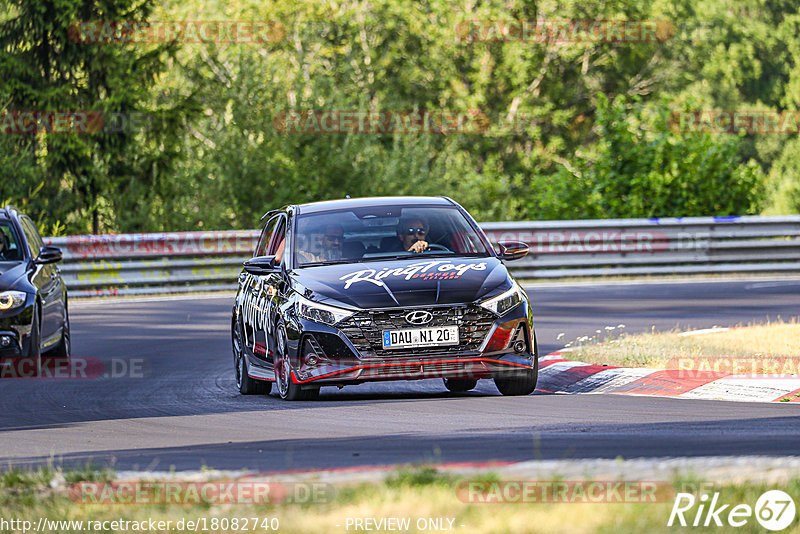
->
[294,196,455,215]
[1,205,21,220]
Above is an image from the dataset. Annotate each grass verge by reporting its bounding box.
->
[1,465,799,533]
[559,317,800,371]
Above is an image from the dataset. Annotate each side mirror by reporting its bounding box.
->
[496,241,529,261]
[243,255,279,275]
[35,246,62,264]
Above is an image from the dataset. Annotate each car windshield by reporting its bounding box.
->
[293,205,490,267]
[0,221,23,262]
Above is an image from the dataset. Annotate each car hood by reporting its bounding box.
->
[0,262,28,290]
[292,256,511,309]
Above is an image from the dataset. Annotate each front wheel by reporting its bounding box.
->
[24,304,42,378]
[494,356,538,396]
[274,326,318,401]
[51,307,71,360]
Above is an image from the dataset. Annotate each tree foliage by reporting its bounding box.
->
[2,0,798,233]
[0,0,196,233]
[547,94,764,218]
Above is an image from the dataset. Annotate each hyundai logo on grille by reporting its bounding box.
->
[405,310,433,325]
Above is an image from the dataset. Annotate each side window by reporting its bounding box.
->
[266,218,286,255]
[255,216,279,257]
[267,218,287,264]
[0,223,23,261]
[19,217,42,258]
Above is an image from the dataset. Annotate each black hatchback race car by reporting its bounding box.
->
[231,196,536,400]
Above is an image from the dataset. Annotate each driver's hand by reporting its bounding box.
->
[408,240,428,253]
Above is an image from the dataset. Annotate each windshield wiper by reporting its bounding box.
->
[360,252,488,262]
[298,259,353,267]
[360,254,414,261]
[438,252,488,257]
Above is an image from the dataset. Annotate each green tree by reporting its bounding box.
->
[0,0,195,233]
[2,0,781,235]
[551,94,764,218]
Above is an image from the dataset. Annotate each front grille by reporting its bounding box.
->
[337,305,495,358]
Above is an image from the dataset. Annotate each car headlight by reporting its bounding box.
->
[295,294,355,326]
[479,282,525,316]
[0,291,27,312]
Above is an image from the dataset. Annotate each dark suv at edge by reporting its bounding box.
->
[0,205,69,376]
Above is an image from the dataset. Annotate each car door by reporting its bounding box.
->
[262,214,289,367]
[19,216,63,342]
[239,214,285,367]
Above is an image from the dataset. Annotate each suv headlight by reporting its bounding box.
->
[295,294,355,326]
[479,282,525,316]
[0,291,27,312]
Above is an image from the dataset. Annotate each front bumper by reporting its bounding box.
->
[292,354,534,385]
[289,303,536,386]
[0,300,34,358]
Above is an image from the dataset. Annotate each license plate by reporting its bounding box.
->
[382,326,459,350]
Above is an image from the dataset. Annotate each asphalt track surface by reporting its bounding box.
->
[1,278,800,472]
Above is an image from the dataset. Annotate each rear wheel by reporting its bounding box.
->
[274,326,317,401]
[233,318,270,395]
[443,378,478,392]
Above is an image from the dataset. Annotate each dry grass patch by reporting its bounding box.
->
[560,318,800,372]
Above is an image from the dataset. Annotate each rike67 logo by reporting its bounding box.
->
[668,490,796,531]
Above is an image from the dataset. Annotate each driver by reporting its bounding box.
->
[0,233,8,261]
[396,217,429,253]
[298,223,344,263]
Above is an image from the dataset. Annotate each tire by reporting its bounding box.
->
[233,318,270,395]
[50,306,71,361]
[274,325,317,401]
[26,304,42,378]
[443,378,478,392]
[494,349,539,397]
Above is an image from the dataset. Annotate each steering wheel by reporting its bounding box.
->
[424,243,450,252]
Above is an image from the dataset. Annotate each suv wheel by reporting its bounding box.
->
[51,307,71,361]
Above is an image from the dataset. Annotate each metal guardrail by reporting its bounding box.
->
[44,230,258,297]
[44,216,800,297]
